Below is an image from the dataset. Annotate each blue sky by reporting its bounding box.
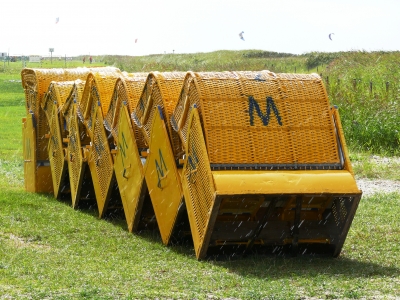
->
[1,0,399,57]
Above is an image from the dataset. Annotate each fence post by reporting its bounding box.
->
[369,81,373,93]
[386,81,389,93]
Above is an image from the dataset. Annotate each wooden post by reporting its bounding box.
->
[369,81,373,93]
[386,81,389,93]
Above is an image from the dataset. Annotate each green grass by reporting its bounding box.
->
[0,60,105,73]
[0,73,25,190]
[100,50,314,74]
[350,152,400,180]
[0,188,399,299]
[326,52,400,156]
[0,55,399,299]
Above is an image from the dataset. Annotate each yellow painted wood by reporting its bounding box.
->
[212,170,361,195]
[22,113,53,193]
[174,74,363,259]
[143,106,184,245]
[22,115,37,192]
[42,82,75,198]
[181,108,217,259]
[113,103,146,232]
[46,103,67,198]
[65,103,87,208]
[87,105,115,218]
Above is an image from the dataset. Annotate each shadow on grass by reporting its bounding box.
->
[167,241,400,280]
[6,188,397,281]
[52,194,400,281]
[170,243,400,280]
[212,251,400,280]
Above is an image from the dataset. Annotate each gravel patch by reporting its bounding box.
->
[356,178,400,197]
[354,155,400,197]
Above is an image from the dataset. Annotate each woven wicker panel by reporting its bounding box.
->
[63,80,91,206]
[123,75,148,150]
[132,72,186,159]
[104,79,124,136]
[42,86,57,133]
[42,81,75,197]
[80,69,122,121]
[54,81,76,107]
[104,74,147,149]
[90,114,114,203]
[21,67,116,116]
[36,108,50,161]
[171,72,196,146]
[66,104,85,207]
[61,80,86,125]
[21,72,37,114]
[21,70,53,161]
[21,68,118,164]
[42,81,75,123]
[78,70,121,139]
[183,109,215,247]
[173,71,340,167]
[172,72,240,151]
[47,105,64,197]
[21,68,65,116]
[123,72,149,113]
[274,73,339,164]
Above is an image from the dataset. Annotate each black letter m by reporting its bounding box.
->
[248,96,282,126]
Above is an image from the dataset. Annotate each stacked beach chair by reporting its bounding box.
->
[21,67,362,259]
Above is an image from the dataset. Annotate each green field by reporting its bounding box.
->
[0,52,399,299]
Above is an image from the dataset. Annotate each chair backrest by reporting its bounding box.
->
[172,71,342,169]
[21,67,119,162]
[132,72,186,159]
[62,80,90,207]
[104,74,147,149]
[42,81,75,123]
[79,69,122,138]
[62,80,86,119]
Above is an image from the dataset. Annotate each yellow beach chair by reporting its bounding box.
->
[76,68,122,217]
[21,67,118,193]
[171,71,362,259]
[41,81,76,199]
[104,73,154,232]
[132,72,190,245]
